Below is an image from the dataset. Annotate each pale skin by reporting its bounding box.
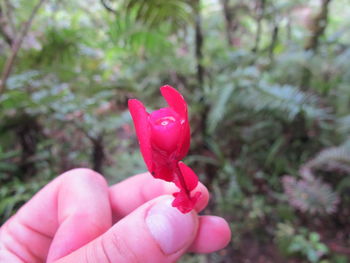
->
[0,168,231,262]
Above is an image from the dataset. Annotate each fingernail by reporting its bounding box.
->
[146,197,196,254]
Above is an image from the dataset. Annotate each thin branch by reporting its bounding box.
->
[66,118,97,143]
[0,6,14,46]
[4,0,16,32]
[100,0,116,14]
[0,0,46,96]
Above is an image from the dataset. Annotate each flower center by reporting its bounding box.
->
[155,116,176,126]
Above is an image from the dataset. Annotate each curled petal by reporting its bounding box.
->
[176,161,199,191]
[128,99,153,172]
[160,85,188,120]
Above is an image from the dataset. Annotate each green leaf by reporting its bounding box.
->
[207,84,235,133]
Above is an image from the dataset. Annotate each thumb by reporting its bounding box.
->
[55,196,199,263]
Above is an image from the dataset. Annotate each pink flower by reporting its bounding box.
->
[128,85,200,213]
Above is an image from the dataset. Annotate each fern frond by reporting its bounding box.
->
[300,139,350,178]
[237,81,332,122]
[207,84,235,133]
[36,27,80,66]
[121,0,192,29]
[207,70,332,132]
[282,175,339,214]
[110,13,172,54]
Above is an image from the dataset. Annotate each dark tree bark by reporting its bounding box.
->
[17,116,42,177]
[221,0,238,46]
[268,22,279,60]
[65,119,106,174]
[0,113,44,178]
[221,0,231,45]
[304,0,332,51]
[91,134,105,174]
[300,0,332,91]
[252,0,266,53]
[192,0,218,188]
[194,0,204,87]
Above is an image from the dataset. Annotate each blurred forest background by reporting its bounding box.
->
[1,0,350,262]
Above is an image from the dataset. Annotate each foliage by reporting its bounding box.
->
[276,223,329,263]
[300,139,350,178]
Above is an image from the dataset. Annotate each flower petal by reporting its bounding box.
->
[128,99,153,172]
[172,190,201,213]
[176,121,190,159]
[160,85,187,120]
[177,161,199,191]
[160,85,191,159]
[153,164,174,182]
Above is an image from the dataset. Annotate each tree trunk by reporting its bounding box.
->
[268,22,279,60]
[194,0,204,87]
[92,134,105,174]
[252,0,266,53]
[16,115,43,178]
[221,0,238,46]
[192,0,218,188]
[304,0,332,51]
[300,0,332,91]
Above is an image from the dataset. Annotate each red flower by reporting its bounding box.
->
[128,85,200,213]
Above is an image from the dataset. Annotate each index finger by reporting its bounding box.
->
[109,172,209,221]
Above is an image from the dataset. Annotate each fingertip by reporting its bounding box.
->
[194,183,209,212]
[59,168,109,193]
[189,216,231,253]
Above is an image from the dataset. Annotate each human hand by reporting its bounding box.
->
[0,168,231,262]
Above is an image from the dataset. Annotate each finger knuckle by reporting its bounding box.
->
[102,231,140,263]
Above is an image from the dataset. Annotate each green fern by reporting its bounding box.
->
[36,27,80,65]
[207,67,331,132]
[120,0,193,29]
[207,84,235,133]
[110,15,172,54]
[107,0,193,54]
[300,139,350,178]
[282,175,339,214]
[238,81,331,121]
